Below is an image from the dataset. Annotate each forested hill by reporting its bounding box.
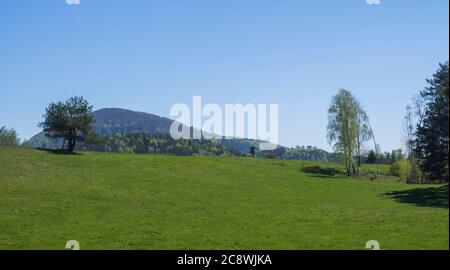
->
[27,108,254,155]
[26,108,336,160]
[92,108,173,136]
[27,108,171,149]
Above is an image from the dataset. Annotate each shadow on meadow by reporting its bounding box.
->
[37,148,83,156]
[386,185,449,209]
[300,165,343,178]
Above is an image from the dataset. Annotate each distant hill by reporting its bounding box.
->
[27,108,257,155]
[28,108,173,149]
[92,108,173,136]
[27,108,335,160]
[27,108,168,149]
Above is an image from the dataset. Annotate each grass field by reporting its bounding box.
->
[0,147,448,250]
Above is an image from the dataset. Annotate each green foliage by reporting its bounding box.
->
[0,126,20,146]
[407,156,423,184]
[31,108,342,160]
[92,108,172,137]
[282,145,338,162]
[38,96,95,152]
[415,61,449,183]
[29,108,266,157]
[390,149,405,163]
[390,160,411,181]
[327,89,373,176]
[366,150,377,164]
[365,149,405,165]
[219,138,262,155]
[30,108,345,162]
[79,133,237,156]
[0,147,447,250]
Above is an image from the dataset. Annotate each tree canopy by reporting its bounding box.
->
[414,62,449,183]
[327,89,373,176]
[38,96,95,152]
[0,126,20,146]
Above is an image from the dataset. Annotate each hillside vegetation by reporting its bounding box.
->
[0,147,448,250]
[26,108,338,160]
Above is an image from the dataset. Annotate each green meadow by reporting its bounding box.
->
[0,147,448,250]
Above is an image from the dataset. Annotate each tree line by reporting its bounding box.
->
[78,133,236,156]
[326,61,448,183]
[1,61,447,183]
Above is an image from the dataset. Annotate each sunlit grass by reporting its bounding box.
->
[0,147,447,250]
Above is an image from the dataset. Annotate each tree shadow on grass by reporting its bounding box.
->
[385,185,449,209]
[300,165,343,178]
[37,148,83,156]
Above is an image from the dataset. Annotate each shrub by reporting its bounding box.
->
[389,160,411,181]
[0,126,20,146]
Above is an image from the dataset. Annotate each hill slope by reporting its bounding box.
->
[0,147,448,250]
[27,108,336,160]
[27,108,261,155]
[92,108,173,136]
[27,108,174,149]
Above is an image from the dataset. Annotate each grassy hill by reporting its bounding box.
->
[0,147,448,250]
[27,108,260,155]
[26,108,336,160]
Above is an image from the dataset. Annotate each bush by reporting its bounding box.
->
[405,156,423,184]
[0,126,20,146]
[389,160,411,181]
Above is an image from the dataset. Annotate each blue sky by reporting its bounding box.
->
[0,0,448,151]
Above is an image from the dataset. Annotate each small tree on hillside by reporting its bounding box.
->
[327,89,374,176]
[39,96,95,152]
[327,89,359,176]
[0,126,20,146]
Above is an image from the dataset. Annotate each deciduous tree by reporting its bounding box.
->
[39,96,95,152]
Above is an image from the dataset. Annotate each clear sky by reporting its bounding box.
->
[0,0,448,151]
